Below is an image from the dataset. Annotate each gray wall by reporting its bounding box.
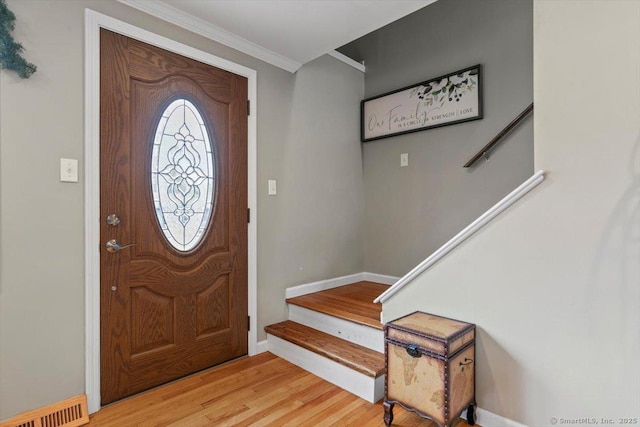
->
[0,0,364,419]
[383,1,640,423]
[341,0,533,276]
[256,55,365,335]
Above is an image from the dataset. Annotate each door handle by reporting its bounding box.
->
[106,239,136,253]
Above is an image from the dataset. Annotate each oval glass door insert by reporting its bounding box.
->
[151,98,215,252]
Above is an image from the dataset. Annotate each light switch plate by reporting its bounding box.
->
[401,153,409,167]
[60,158,79,182]
[268,179,277,195]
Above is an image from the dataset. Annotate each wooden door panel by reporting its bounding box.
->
[196,276,231,337]
[130,77,230,265]
[128,42,232,104]
[130,288,175,355]
[128,326,236,390]
[129,255,233,294]
[100,30,133,405]
[100,29,247,405]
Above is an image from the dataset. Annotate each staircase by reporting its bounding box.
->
[265,281,388,403]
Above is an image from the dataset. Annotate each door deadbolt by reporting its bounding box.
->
[106,214,121,226]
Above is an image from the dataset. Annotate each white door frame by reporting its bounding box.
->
[84,9,258,414]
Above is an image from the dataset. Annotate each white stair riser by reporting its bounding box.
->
[267,334,385,404]
[288,305,384,353]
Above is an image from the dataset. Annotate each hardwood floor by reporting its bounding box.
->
[89,352,473,426]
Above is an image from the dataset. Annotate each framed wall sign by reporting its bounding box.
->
[361,64,482,142]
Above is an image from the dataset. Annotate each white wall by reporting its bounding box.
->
[382,1,640,425]
[0,0,364,419]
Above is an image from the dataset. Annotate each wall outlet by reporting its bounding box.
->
[400,153,409,167]
[268,179,277,195]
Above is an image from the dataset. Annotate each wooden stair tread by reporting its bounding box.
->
[286,281,386,330]
[265,320,385,378]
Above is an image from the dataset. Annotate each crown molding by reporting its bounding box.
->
[328,50,366,73]
[117,0,302,73]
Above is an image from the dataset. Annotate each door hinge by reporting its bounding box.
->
[247,100,250,116]
[248,315,251,331]
[247,208,250,223]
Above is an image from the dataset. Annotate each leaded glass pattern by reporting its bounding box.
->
[151,99,215,252]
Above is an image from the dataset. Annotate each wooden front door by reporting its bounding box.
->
[99,29,248,405]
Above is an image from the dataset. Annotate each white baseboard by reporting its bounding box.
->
[285,272,398,299]
[254,339,268,354]
[363,272,399,285]
[285,273,365,299]
[266,334,384,403]
[460,406,529,427]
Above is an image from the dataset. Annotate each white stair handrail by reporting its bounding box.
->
[374,170,546,304]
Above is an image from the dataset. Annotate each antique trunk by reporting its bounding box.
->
[384,311,476,427]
